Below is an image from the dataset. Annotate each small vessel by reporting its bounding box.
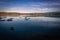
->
[0,19,5,21]
[0,17,2,19]
[7,18,13,21]
[25,16,30,20]
[0,18,5,21]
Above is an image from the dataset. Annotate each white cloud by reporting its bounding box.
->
[5,7,60,13]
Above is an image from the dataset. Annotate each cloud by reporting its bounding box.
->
[4,7,60,13]
[0,1,60,13]
[25,2,60,9]
[28,2,60,6]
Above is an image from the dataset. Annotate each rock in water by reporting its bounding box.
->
[10,27,14,30]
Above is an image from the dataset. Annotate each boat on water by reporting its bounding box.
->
[0,19,5,21]
[25,16,30,20]
[0,17,2,19]
[7,18,13,21]
[0,17,5,21]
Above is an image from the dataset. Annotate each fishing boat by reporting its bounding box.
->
[0,17,5,21]
[7,18,13,21]
[25,16,30,20]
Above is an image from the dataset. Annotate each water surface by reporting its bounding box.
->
[0,17,60,40]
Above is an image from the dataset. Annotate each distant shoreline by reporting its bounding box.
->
[0,12,60,17]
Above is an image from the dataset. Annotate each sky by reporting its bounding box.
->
[0,0,60,13]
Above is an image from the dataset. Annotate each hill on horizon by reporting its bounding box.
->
[0,12,60,17]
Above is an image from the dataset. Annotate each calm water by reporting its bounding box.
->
[0,17,60,40]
